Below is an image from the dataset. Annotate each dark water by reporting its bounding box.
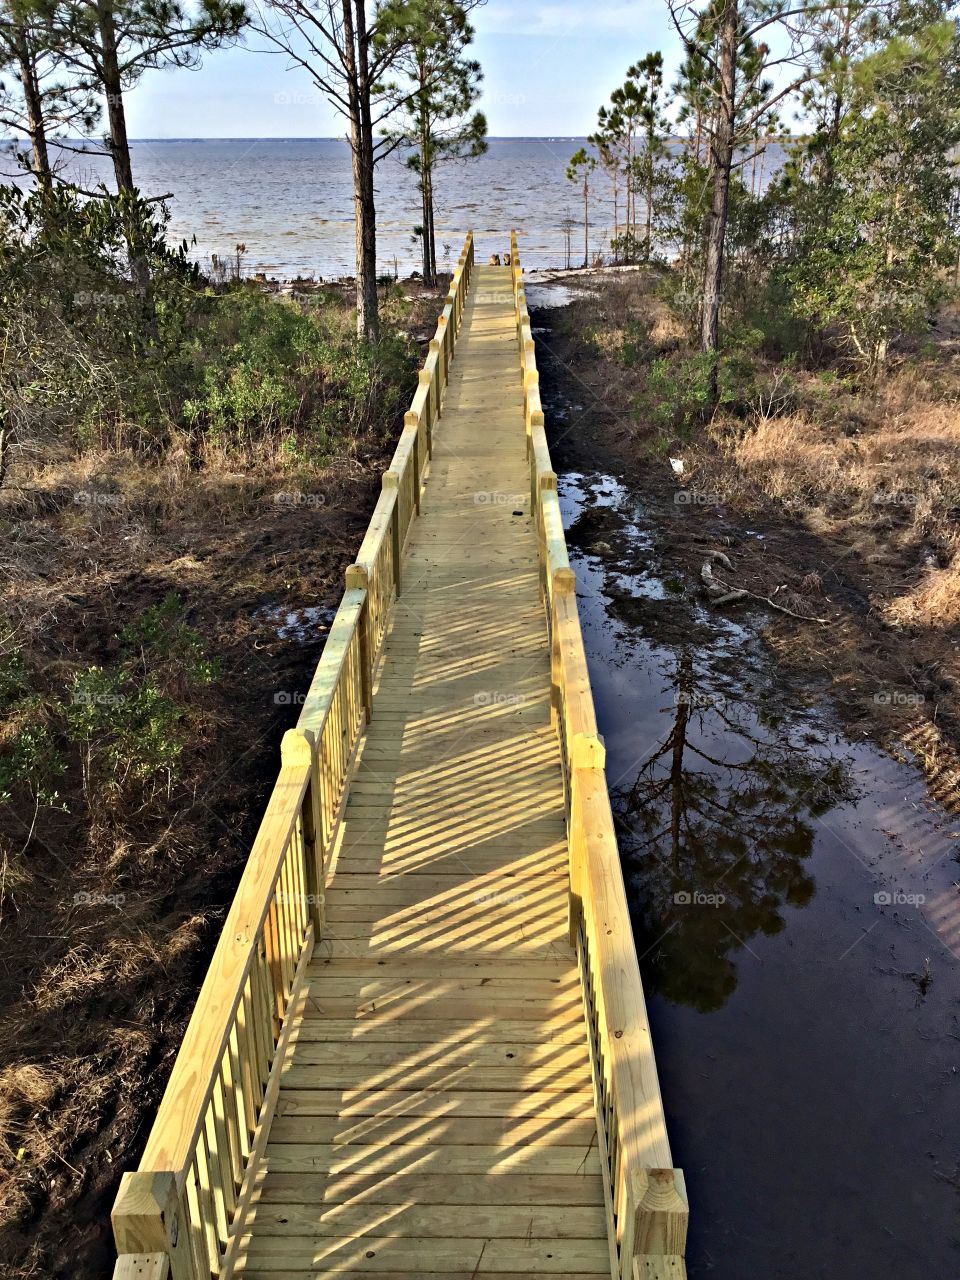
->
[552,456,960,1275]
[4,137,787,278]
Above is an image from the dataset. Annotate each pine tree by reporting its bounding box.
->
[381,0,486,286]
[788,14,960,374]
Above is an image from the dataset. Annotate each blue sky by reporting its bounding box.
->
[126,1,684,138]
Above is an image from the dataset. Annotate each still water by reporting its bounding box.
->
[558,466,960,1279]
[5,137,786,278]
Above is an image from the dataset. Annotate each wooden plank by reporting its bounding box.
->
[235,1272,609,1280]
[305,955,574,978]
[293,1017,585,1043]
[268,1112,598,1147]
[278,1066,594,1093]
[299,996,580,1021]
[233,1235,611,1272]
[239,1200,608,1238]
[635,1261,688,1280]
[273,1090,595,1120]
[260,1144,603,1176]
[279,1041,590,1069]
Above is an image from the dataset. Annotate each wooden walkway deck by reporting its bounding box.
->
[235,266,608,1277]
[111,239,687,1280]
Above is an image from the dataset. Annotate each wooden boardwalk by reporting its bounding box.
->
[235,266,609,1277]
[111,240,687,1280]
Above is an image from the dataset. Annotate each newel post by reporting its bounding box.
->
[622,1168,689,1270]
[112,1171,197,1280]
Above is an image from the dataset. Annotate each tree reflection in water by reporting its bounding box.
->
[614,650,855,1012]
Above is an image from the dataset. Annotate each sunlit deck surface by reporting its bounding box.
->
[232,267,611,1277]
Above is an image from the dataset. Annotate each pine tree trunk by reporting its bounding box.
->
[583,177,589,267]
[645,146,654,256]
[15,34,51,189]
[700,0,738,397]
[419,100,432,284]
[426,171,437,282]
[343,0,379,344]
[96,0,152,294]
[97,1,135,193]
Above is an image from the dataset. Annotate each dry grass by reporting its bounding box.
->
[698,355,960,630]
[536,271,960,804]
[0,430,401,1279]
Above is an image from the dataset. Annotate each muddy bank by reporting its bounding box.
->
[533,287,960,1279]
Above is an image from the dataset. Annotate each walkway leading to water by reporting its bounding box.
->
[235,267,608,1276]
[111,241,687,1280]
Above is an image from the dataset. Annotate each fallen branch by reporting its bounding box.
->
[701,552,830,624]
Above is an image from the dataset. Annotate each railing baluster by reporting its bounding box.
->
[202,1100,229,1255]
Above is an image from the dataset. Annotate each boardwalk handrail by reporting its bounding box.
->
[109,233,475,1280]
[510,229,689,1280]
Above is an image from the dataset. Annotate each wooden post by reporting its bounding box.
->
[382,473,402,596]
[633,1258,688,1280]
[528,406,544,461]
[403,426,422,517]
[113,1171,198,1280]
[418,371,434,455]
[536,467,556,530]
[428,340,441,421]
[437,315,448,389]
[280,728,324,938]
[623,1169,689,1265]
[115,1256,171,1280]
[345,564,373,723]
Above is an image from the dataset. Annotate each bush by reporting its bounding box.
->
[0,595,216,819]
[0,184,418,481]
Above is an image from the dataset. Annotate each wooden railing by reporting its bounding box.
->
[510,228,689,1280]
[109,232,475,1280]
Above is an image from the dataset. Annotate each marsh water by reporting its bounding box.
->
[561,469,960,1277]
[531,290,960,1276]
